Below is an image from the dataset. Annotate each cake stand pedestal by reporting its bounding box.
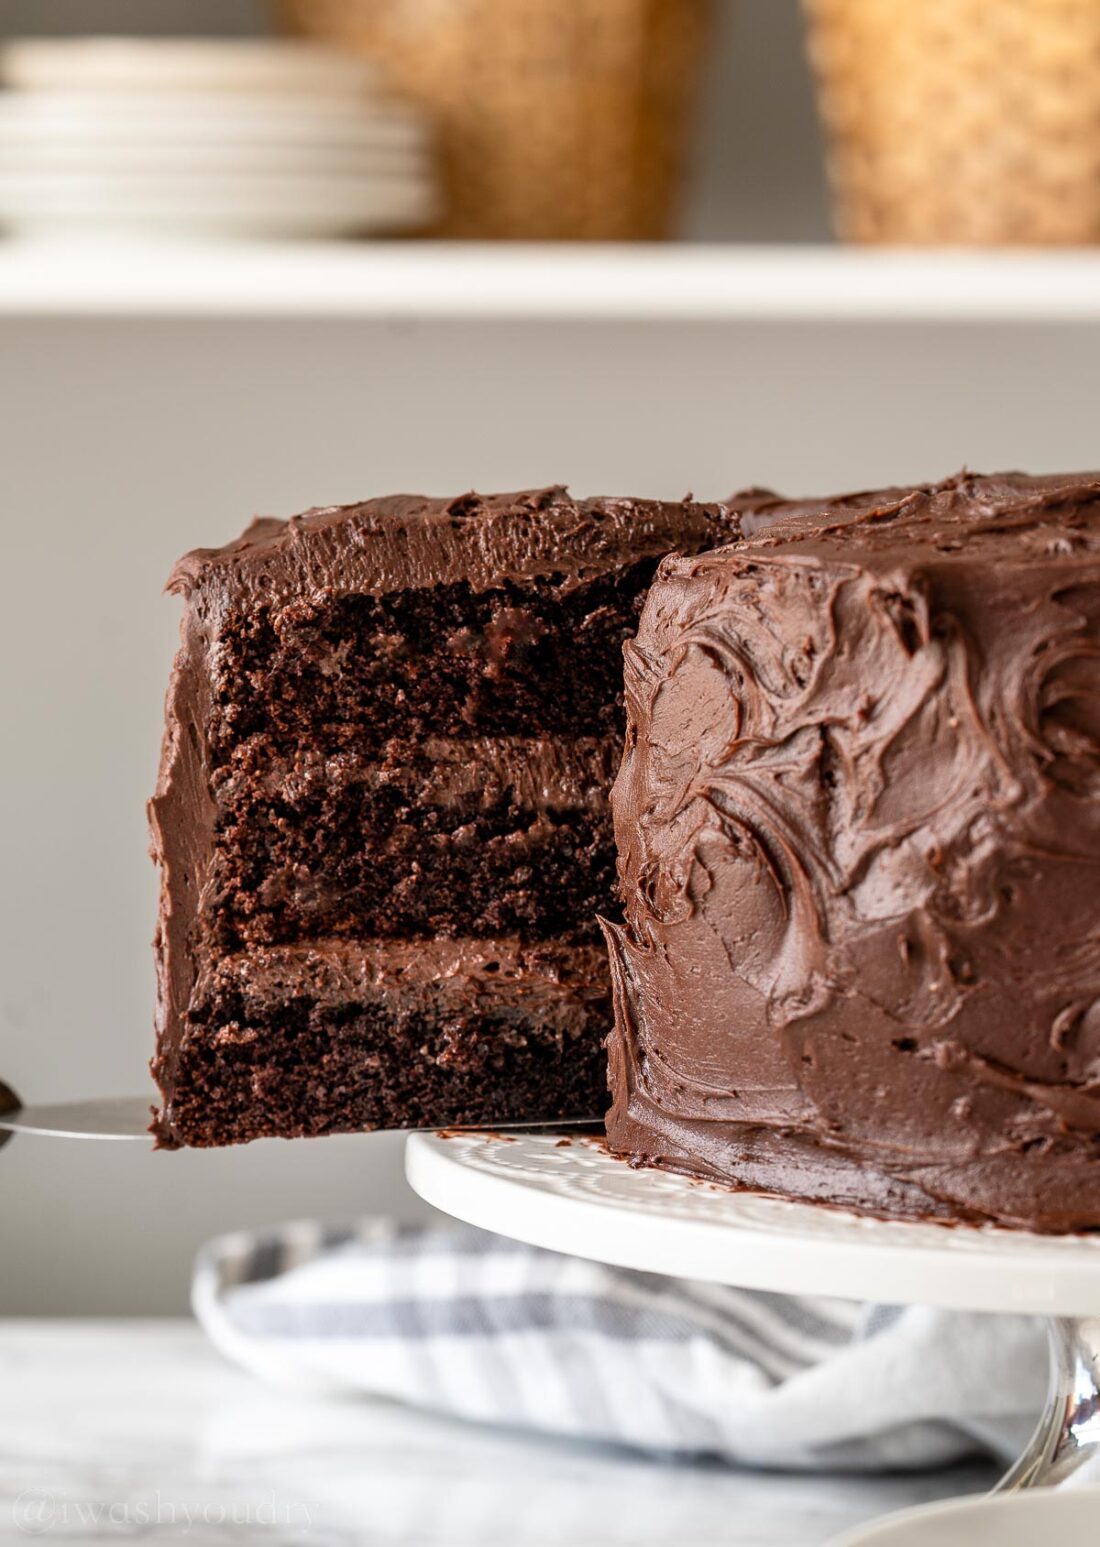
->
[406,1131,1100,1492]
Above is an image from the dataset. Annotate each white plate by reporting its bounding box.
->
[831,1487,1100,1546]
[0,172,439,238]
[0,139,431,178]
[0,94,430,150]
[0,38,377,95]
[0,209,436,239]
[0,169,436,202]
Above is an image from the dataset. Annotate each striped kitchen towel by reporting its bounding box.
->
[193,1219,1044,1472]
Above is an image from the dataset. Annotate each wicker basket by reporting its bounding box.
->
[803,0,1100,245]
[277,0,711,239]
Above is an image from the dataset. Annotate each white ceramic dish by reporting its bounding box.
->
[0,139,431,177]
[0,93,429,149]
[0,168,435,201]
[404,1131,1100,1313]
[0,212,434,240]
[0,171,439,238]
[830,1486,1100,1546]
[0,38,377,95]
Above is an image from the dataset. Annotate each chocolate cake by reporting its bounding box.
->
[604,471,1100,1232]
[151,487,731,1146]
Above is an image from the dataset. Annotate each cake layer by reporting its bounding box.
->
[205,735,620,947]
[606,470,1100,1231]
[153,939,611,1147]
[171,488,735,760]
[203,560,676,757]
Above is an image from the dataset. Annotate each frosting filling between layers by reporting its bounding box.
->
[212,734,618,819]
[190,937,610,1021]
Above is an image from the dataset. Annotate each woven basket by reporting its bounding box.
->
[277,0,711,239]
[803,0,1100,245]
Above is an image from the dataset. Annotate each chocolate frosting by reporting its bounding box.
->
[194,938,609,1034]
[605,470,1100,1231]
[169,486,732,607]
[215,734,619,818]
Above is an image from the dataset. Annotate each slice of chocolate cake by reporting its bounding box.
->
[604,470,1100,1232]
[151,486,731,1146]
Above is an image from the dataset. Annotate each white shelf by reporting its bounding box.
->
[1,240,1099,321]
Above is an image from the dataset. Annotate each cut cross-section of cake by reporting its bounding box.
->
[150,486,733,1146]
[604,470,1100,1232]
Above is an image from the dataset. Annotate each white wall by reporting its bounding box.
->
[2,311,1098,1312]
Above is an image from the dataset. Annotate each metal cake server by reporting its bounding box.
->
[0,1083,599,1144]
[0,1087,152,1142]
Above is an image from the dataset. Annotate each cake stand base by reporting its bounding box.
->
[998,1317,1100,1490]
[405,1132,1100,1492]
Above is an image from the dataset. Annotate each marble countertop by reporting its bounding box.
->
[0,1320,994,1546]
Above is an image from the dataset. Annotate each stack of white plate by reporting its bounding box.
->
[0,39,440,239]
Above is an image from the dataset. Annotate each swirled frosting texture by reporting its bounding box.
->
[605,471,1100,1230]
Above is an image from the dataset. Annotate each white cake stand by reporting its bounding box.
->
[406,1131,1100,1492]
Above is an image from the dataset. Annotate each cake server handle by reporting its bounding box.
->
[0,1085,601,1143]
[0,1085,152,1141]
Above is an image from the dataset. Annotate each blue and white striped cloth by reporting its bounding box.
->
[193,1219,1044,1472]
